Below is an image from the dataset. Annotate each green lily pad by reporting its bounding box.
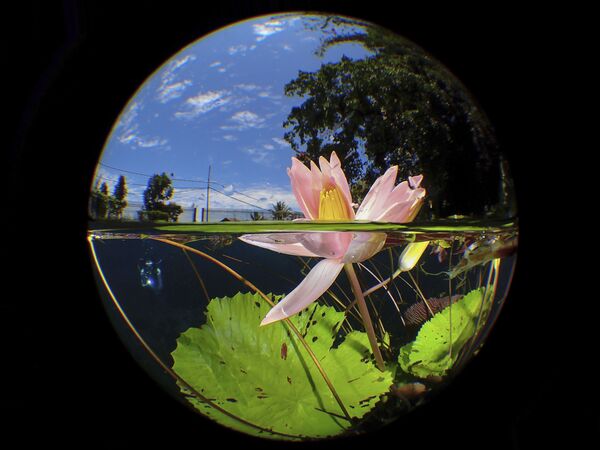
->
[398,288,489,378]
[171,292,393,440]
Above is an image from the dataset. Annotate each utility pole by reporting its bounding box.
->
[205,164,211,222]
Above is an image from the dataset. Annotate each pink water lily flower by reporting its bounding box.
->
[240,152,426,325]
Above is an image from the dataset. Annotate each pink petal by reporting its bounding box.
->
[260,259,344,325]
[341,232,386,263]
[374,189,426,222]
[357,172,426,223]
[408,175,423,189]
[385,180,412,206]
[355,166,398,220]
[373,201,412,223]
[288,158,320,219]
[299,232,353,259]
[318,155,332,180]
[310,160,323,185]
[239,233,320,257]
[406,197,425,221]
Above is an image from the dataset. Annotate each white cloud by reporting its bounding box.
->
[227,44,257,56]
[221,110,265,130]
[253,19,285,41]
[234,83,282,103]
[244,147,267,163]
[118,101,140,131]
[208,183,299,211]
[222,134,237,142]
[282,44,293,51]
[228,44,248,55]
[232,110,264,127]
[105,172,299,215]
[234,83,261,91]
[257,89,281,100]
[175,90,233,119]
[171,54,196,71]
[123,181,298,213]
[272,137,289,147]
[188,91,230,110]
[119,134,168,149]
[157,80,192,103]
[243,143,278,165]
[209,61,222,67]
[170,188,205,208]
[136,137,169,148]
[156,54,196,103]
[116,101,169,149]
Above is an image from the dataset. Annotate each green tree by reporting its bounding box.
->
[90,181,110,219]
[141,173,183,222]
[250,211,265,221]
[270,201,292,220]
[163,203,184,222]
[283,17,501,217]
[108,175,128,219]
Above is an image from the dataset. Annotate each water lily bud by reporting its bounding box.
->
[398,241,429,272]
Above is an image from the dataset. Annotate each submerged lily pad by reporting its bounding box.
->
[171,292,393,440]
[398,288,488,378]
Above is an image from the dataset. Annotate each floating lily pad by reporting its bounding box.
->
[171,292,393,440]
[398,288,488,378]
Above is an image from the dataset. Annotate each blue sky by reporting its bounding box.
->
[94,14,372,212]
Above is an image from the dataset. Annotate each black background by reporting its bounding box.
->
[4,1,595,449]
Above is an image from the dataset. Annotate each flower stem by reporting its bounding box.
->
[344,263,386,372]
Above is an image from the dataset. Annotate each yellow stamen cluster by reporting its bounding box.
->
[318,185,351,220]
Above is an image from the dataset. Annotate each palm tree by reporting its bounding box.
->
[270,201,292,220]
[250,211,264,221]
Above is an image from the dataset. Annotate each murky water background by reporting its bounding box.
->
[89,221,517,440]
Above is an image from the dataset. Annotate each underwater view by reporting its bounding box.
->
[88,12,518,441]
[89,219,516,440]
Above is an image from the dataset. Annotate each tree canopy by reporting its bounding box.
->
[270,201,292,220]
[89,181,110,219]
[90,176,129,220]
[283,17,506,218]
[108,175,128,219]
[141,173,183,222]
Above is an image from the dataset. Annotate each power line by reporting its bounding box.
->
[209,186,270,211]
[96,175,150,188]
[97,162,271,206]
[98,175,209,190]
[98,162,217,186]
[96,174,270,211]
[226,188,264,203]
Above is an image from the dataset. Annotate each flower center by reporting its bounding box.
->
[318,185,351,220]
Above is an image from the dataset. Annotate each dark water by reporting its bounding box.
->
[88,221,517,440]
